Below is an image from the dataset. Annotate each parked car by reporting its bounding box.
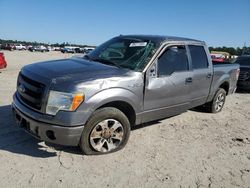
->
[54,47,62,51]
[1,44,15,51]
[211,55,225,63]
[36,45,47,52]
[14,44,26,50]
[26,45,33,51]
[28,46,35,52]
[0,52,7,69]
[74,47,85,53]
[46,46,52,52]
[12,35,239,155]
[61,46,78,53]
[30,45,47,52]
[234,55,250,91]
[74,47,95,54]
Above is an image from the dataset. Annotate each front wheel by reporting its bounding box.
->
[79,107,131,155]
[207,88,227,113]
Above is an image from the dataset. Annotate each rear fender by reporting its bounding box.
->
[207,74,230,102]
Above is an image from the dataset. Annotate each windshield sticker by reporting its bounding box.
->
[129,42,147,47]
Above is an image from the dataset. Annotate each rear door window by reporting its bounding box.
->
[189,45,208,69]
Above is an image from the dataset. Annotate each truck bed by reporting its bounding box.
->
[208,63,239,101]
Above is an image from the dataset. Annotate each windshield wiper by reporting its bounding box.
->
[92,58,122,68]
[83,56,121,68]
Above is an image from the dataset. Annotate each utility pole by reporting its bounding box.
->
[242,42,246,55]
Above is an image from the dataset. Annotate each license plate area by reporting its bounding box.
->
[13,108,40,138]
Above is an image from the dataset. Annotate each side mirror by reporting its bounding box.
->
[149,63,157,77]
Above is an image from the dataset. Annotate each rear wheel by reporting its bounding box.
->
[207,88,226,113]
[79,107,130,155]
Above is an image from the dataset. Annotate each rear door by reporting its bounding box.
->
[143,44,192,123]
[187,45,213,107]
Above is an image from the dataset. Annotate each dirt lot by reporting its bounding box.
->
[0,51,250,188]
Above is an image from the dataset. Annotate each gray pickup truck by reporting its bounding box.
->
[12,35,240,154]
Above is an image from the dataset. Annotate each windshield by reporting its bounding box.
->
[235,56,250,66]
[86,37,157,71]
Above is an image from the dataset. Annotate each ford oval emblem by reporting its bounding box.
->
[18,84,26,93]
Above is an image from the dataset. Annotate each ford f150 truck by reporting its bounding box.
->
[12,35,240,155]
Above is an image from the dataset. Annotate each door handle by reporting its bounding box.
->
[185,77,193,83]
[207,73,212,78]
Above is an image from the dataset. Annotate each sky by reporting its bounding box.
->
[0,0,249,47]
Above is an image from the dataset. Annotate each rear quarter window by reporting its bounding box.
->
[189,45,208,69]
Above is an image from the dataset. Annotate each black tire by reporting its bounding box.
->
[207,88,227,113]
[79,107,131,155]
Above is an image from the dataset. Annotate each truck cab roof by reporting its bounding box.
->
[118,34,205,46]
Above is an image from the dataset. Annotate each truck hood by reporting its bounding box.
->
[23,57,125,78]
[22,57,143,92]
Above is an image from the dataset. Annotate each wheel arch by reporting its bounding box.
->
[219,81,229,95]
[206,76,230,103]
[79,88,142,126]
[97,101,136,126]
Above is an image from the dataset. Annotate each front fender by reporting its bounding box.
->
[77,88,142,125]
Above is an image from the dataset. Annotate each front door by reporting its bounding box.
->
[143,45,192,123]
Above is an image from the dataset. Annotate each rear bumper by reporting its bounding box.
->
[12,102,84,146]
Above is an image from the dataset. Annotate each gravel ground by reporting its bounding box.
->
[0,50,250,188]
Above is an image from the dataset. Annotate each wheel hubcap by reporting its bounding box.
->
[90,119,124,152]
[215,93,225,111]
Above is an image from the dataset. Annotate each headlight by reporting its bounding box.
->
[46,90,84,115]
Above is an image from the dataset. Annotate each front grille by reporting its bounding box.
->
[17,73,45,110]
[239,71,250,81]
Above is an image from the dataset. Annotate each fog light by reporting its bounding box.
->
[46,130,56,140]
